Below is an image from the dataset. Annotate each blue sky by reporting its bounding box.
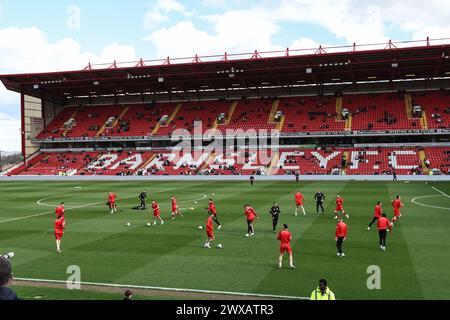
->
[0,0,449,151]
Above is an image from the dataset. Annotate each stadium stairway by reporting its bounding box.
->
[201,152,216,170]
[420,111,429,130]
[342,151,350,174]
[335,96,343,121]
[345,113,352,131]
[268,99,280,123]
[137,153,157,172]
[267,151,280,175]
[96,105,130,136]
[157,103,182,132]
[419,150,430,174]
[405,93,413,119]
[224,101,238,125]
[276,114,285,131]
[62,108,80,137]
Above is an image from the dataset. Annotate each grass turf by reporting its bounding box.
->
[1,180,449,300]
[10,285,159,300]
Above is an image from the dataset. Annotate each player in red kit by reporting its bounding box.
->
[108,192,117,214]
[55,202,65,227]
[335,218,348,257]
[204,215,214,248]
[278,224,295,269]
[244,205,259,237]
[54,214,65,254]
[367,201,382,231]
[391,195,403,226]
[171,196,181,220]
[207,199,221,230]
[377,213,393,251]
[334,195,349,219]
[151,200,164,225]
[294,190,306,216]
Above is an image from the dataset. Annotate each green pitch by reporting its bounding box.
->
[1,180,450,300]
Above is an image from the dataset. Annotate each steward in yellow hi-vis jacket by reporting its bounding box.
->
[310,279,336,300]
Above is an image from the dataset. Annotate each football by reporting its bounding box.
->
[198,226,203,230]
[217,244,223,249]
[146,222,152,227]
[126,223,131,227]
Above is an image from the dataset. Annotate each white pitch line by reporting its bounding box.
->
[432,186,450,199]
[36,194,138,208]
[37,193,207,208]
[2,194,139,224]
[25,193,206,222]
[411,195,450,210]
[0,201,102,224]
[177,193,207,204]
[14,277,309,300]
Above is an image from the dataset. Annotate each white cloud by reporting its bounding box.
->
[0,27,137,73]
[412,25,450,41]
[157,0,186,13]
[148,9,282,58]
[272,0,388,45]
[201,0,251,9]
[143,11,169,30]
[143,0,189,30]
[0,26,137,152]
[146,0,450,60]
[0,112,20,152]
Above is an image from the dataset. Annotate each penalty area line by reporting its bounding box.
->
[14,277,309,300]
[432,186,450,199]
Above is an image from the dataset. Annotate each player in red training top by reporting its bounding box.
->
[151,200,164,225]
[334,195,349,219]
[108,192,117,214]
[244,205,259,237]
[277,224,295,269]
[207,199,222,230]
[204,215,214,249]
[378,213,393,251]
[294,190,306,216]
[55,202,65,227]
[54,214,65,254]
[171,196,181,220]
[391,195,404,226]
[335,218,348,257]
[367,201,382,231]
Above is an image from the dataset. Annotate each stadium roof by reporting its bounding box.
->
[1,38,450,101]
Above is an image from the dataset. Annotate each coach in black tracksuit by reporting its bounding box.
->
[139,191,147,209]
[314,191,325,213]
[269,202,281,232]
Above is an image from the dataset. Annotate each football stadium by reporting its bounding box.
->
[0,1,450,305]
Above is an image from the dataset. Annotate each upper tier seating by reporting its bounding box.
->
[157,101,230,136]
[344,93,420,131]
[37,107,79,139]
[219,99,277,133]
[279,96,344,132]
[410,91,450,129]
[34,91,450,139]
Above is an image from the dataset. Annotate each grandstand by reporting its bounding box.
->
[1,38,450,176]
